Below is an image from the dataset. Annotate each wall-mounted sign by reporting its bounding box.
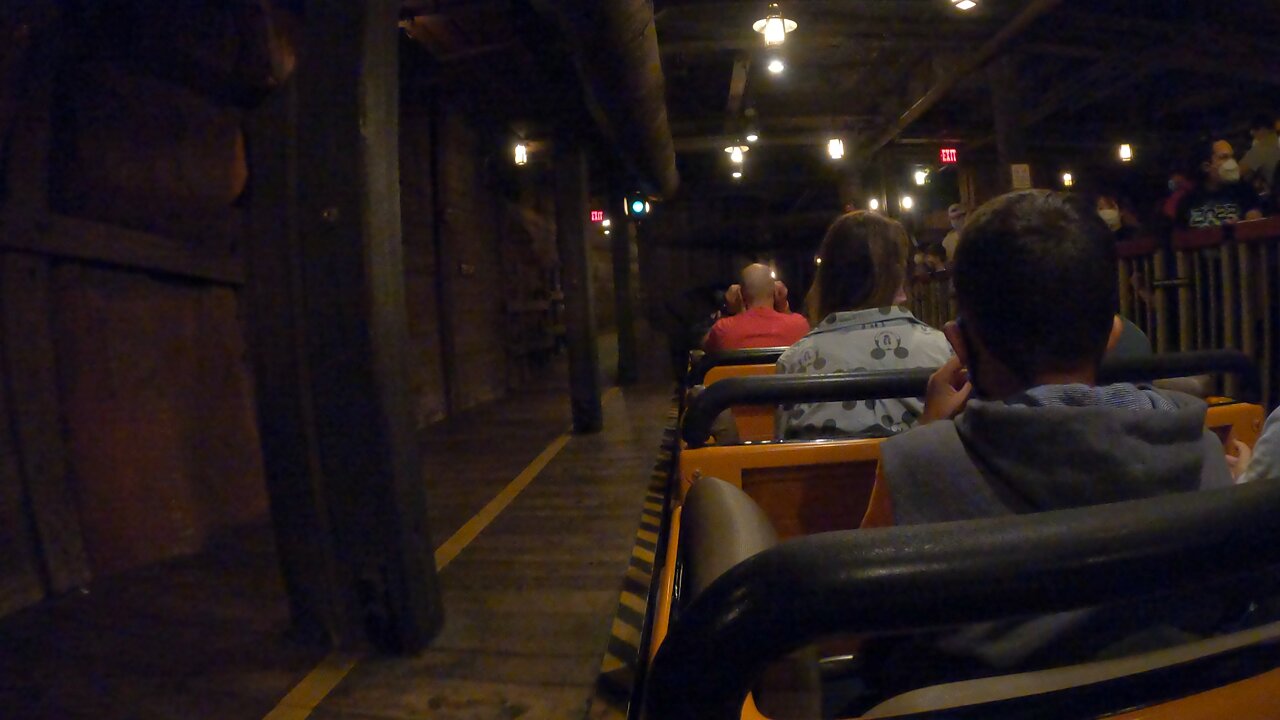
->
[590,210,605,223]
[940,147,959,164]
[1010,163,1032,190]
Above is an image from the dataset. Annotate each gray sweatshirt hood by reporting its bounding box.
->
[955,384,1231,511]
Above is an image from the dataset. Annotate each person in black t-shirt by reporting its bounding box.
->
[1177,139,1264,228]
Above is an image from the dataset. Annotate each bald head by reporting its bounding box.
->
[741,264,775,307]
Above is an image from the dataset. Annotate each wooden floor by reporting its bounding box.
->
[313,385,673,720]
[0,366,674,720]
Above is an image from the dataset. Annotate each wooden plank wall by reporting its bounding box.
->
[435,105,511,412]
[0,1,282,617]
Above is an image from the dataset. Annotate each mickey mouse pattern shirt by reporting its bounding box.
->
[775,306,953,440]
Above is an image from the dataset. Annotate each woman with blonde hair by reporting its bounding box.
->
[777,211,952,439]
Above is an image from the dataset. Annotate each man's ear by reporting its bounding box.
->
[1106,315,1125,352]
[943,320,969,367]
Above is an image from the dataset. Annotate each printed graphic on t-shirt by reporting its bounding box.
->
[1187,201,1242,228]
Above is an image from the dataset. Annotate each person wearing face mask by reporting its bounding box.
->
[1096,195,1138,242]
[1176,139,1264,228]
[1242,114,1280,190]
[941,203,967,262]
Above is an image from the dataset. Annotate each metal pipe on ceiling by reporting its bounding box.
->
[865,0,1066,156]
[531,0,680,198]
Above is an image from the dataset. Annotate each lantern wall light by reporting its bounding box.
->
[827,138,845,160]
[1119,143,1134,163]
[514,143,528,166]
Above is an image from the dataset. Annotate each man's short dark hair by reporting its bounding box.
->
[954,190,1117,382]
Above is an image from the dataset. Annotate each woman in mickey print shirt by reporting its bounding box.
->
[777,212,953,440]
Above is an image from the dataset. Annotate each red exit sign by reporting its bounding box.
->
[590,210,604,223]
[940,148,959,164]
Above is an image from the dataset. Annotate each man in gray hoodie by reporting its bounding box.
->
[867,190,1235,695]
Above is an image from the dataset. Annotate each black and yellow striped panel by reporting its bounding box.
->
[588,402,679,719]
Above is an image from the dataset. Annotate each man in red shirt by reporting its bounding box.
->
[702,264,810,353]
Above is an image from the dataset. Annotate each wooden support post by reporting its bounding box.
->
[0,5,90,601]
[1118,260,1134,320]
[988,55,1030,191]
[243,0,442,652]
[553,134,603,433]
[613,220,638,386]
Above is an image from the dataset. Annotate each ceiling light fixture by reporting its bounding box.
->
[746,132,759,143]
[951,0,977,10]
[725,144,749,164]
[767,58,785,74]
[1062,172,1074,187]
[514,143,528,166]
[901,196,915,210]
[602,219,611,228]
[869,198,880,211]
[753,3,797,47]
[1119,143,1134,163]
[732,171,743,179]
[914,170,928,186]
[827,138,844,160]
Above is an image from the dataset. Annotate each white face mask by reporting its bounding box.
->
[1219,158,1241,183]
[1098,208,1122,231]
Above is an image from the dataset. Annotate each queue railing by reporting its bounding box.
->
[1120,217,1280,404]
[907,269,954,331]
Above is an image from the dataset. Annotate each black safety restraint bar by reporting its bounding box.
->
[644,476,1280,720]
[685,348,788,387]
[680,350,1257,448]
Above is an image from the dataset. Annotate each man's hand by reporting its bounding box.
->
[920,355,972,425]
[724,284,744,315]
[773,281,790,313]
[1226,439,1253,483]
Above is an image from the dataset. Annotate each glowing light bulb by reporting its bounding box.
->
[514,143,528,165]
[602,219,611,228]
[827,138,844,160]
[746,132,759,143]
[901,196,914,210]
[730,146,744,164]
[1119,143,1133,162]
[732,171,743,179]
[767,58,785,74]
[914,170,928,186]
[952,0,977,10]
[1062,172,1074,187]
[869,198,880,211]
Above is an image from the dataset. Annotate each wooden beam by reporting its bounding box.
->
[553,133,603,433]
[987,55,1028,190]
[864,0,1066,155]
[244,0,443,652]
[0,214,245,285]
[724,54,749,126]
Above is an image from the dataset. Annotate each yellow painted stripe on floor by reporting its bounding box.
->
[601,653,627,674]
[261,387,632,720]
[632,546,655,564]
[611,616,643,647]
[636,528,658,544]
[262,652,360,720]
[620,590,647,615]
[434,432,572,570]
